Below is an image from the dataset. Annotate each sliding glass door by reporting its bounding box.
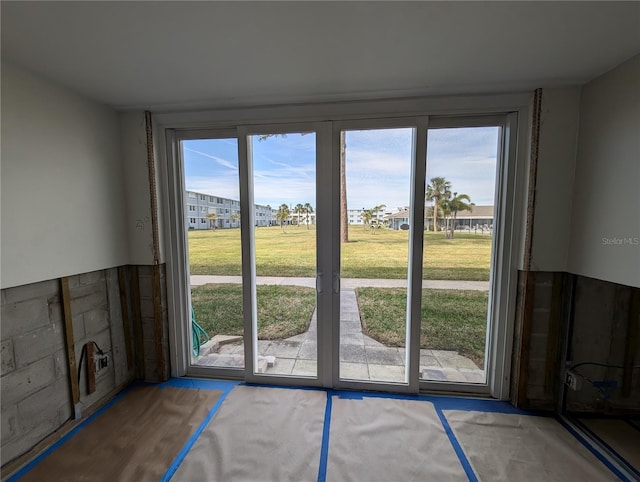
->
[175,113,518,397]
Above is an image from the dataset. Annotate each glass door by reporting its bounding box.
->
[419,117,506,394]
[331,120,425,392]
[238,123,331,385]
[176,114,519,398]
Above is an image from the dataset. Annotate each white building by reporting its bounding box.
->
[185,190,274,229]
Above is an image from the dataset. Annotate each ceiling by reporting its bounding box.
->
[2,1,639,111]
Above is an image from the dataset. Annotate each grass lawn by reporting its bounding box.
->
[356,287,488,368]
[189,226,491,280]
[191,284,316,340]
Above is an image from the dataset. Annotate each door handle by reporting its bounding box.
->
[333,273,340,294]
[316,273,323,294]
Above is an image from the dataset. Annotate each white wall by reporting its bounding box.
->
[529,87,581,272]
[119,112,155,265]
[1,62,129,288]
[568,55,640,288]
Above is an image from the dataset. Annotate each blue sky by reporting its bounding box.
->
[183,126,499,210]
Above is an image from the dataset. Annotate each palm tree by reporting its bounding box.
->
[361,208,373,229]
[443,192,473,238]
[303,202,314,229]
[293,203,305,226]
[230,212,241,228]
[425,177,452,232]
[276,203,290,233]
[205,212,218,230]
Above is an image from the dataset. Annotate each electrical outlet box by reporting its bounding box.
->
[95,353,109,374]
[566,370,582,391]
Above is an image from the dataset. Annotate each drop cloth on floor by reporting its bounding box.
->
[20,385,222,482]
[173,385,326,482]
[326,396,468,482]
[445,410,618,481]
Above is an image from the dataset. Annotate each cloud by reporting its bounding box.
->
[184,147,238,171]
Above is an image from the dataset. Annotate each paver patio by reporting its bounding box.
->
[194,285,485,384]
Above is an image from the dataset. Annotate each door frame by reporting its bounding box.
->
[157,93,531,399]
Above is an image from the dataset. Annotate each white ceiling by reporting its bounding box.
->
[2,1,639,111]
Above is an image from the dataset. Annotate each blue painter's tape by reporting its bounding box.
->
[556,416,631,482]
[572,418,640,479]
[161,377,240,391]
[317,390,334,482]
[6,386,134,482]
[162,383,237,482]
[241,381,327,392]
[435,407,478,482]
[334,389,532,415]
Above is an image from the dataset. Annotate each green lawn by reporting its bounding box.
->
[191,284,316,340]
[191,283,487,368]
[356,287,488,368]
[188,226,491,280]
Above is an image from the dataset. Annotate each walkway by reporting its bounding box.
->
[194,276,486,383]
[191,275,489,291]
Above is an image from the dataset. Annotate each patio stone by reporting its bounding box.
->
[265,357,295,375]
[368,364,406,383]
[421,368,447,381]
[460,368,486,383]
[340,333,364,345]
[265,340,302,358]
[339,344,367,363]
[365,346,404,366]
[419,355,440,368]
[292,359,317,377]
[297,341,317,360]
[339,362,369,380]
[363,335,385,347]
[431,350,480,370]
[340,322,363,334]
[440,367,467,382]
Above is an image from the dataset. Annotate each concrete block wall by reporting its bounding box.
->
[0,267,144,468]
[66,269,133,411]
[1,279,71,465]
[137,265,170,382]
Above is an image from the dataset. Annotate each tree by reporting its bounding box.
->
[276,203,290,233]
[362,204,386,234]
[205,212,218,230]
[258,132,349,242]
[303,202,314,229]
[230,212,241,228]
[361,208,373,229]
[293,203,305,226]
[442,192,473,239]
[340,131,349,243]
[425,177,452,232]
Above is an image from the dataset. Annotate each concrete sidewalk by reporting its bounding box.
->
[191,275,489,291]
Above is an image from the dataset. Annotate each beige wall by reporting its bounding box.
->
[0,62,129,288]
[568,55,640,287]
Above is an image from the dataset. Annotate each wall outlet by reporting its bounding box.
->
[566,370,582,391]
[95,353,109,374]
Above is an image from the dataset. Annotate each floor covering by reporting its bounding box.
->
[7,378,637,482]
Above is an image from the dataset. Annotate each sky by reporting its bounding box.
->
[182,126,499,210]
